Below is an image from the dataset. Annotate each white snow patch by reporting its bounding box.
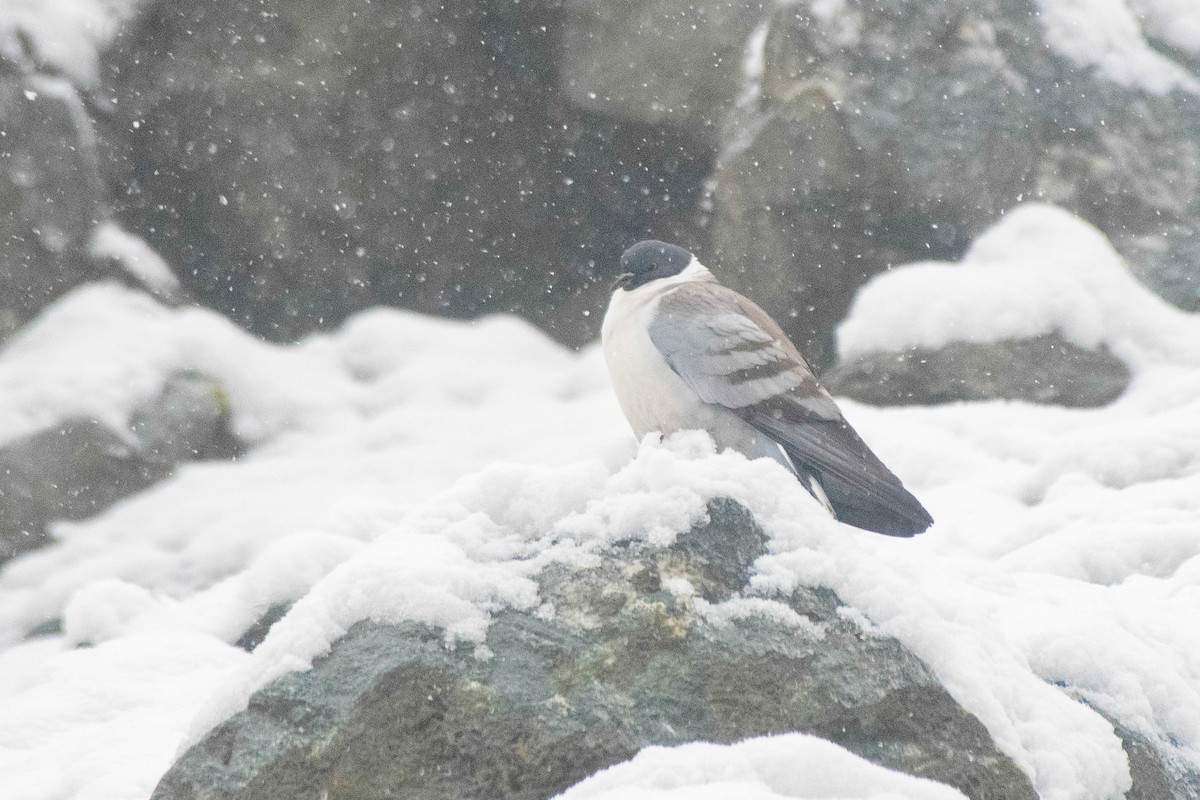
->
[0,284,629,642]
[89,222,181,298]
[0,0,142,88]
[1128,0,1200,56]
[695,596,826,642]
[837,202,1200,369]
[1035,0,1200,93]
[553,734,968,800]
[0,630,244,800]
[810,0,861,50]
[736,17,771,110]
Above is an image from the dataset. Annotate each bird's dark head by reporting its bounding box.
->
[613,240,695,291]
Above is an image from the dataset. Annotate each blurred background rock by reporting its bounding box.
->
[2,0,1196,363]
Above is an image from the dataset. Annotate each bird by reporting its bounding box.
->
[601,240,933,537]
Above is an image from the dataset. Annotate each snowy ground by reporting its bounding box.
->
[0,204,1199,800]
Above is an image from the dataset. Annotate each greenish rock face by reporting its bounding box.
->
[152,499,1040,800]
[822,333,1132,407]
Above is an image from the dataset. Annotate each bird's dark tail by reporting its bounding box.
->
[806,467,933,537]
[767,430,933,537]
[740,399,934,538]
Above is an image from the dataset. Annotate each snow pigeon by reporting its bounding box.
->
[602,240,933,537]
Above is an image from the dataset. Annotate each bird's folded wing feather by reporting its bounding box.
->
[647,283,839,415]
[647,283,923,516]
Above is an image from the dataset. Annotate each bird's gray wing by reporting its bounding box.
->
[647,283,840,416]
[649,282,932,536]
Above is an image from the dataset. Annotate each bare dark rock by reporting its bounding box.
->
[0,371,242,566]
[235,604,292,653]
[66,0,1200,361]
[131,370,242,466]
[0,70,106,345]
[823,334,1132,407]
[558,0,769,149]
[98,0,713,348]
[712,89,876,368]
[1088,707,1200,800]
[0,31,186,349]
[0,419,150,563]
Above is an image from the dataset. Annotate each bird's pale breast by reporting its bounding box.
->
[602,279,783,468]
[602,286,708,439]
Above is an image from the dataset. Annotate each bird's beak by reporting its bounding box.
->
[611,272,634,291]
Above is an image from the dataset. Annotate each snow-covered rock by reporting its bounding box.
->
[712,0,1200,369]
[836,204,1200,370]
[0,370,240,565]
[823,206,1179,407]
[151,499,1035,800]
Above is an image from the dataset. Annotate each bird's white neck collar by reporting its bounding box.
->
[677,258,715,282]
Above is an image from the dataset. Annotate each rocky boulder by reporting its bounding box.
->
[0,371,241,565]
[711,88,874,368]
[1099,711,1200,800]
[78,0,1200,361]
[154,499,1040,800]
[558,0,767,149]
[98,0,713,348]
[710,0,1200,368]
[0,22,185,348]
[0,60,105,345]
[823,333,1132,407]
